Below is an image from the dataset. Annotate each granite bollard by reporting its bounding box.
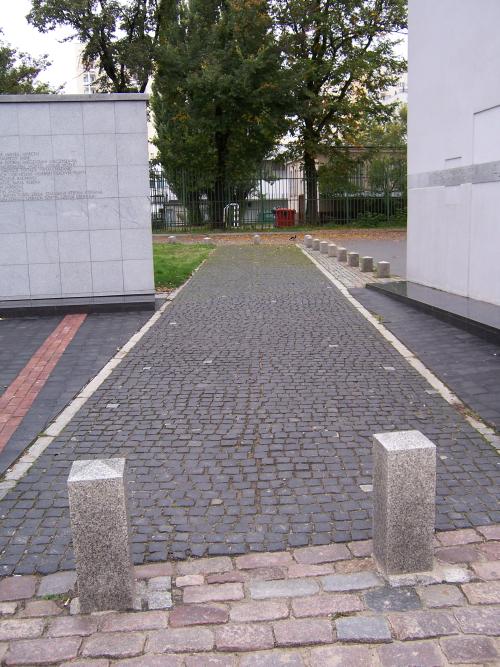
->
[304,235,313,248]
[360,256,374,272]
[328,243,337,257]
[373,431,436,575]
[68,459,135,613]
[347,252,359,267]
[319,241,329,254]
[337,247,347,262]
[312,238,321,251]
[203,237,214,245]
[167,235,176,244]
[377,261,390,278]
[253,234,261,245]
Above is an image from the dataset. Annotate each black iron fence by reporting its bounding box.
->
[150,149,407,232]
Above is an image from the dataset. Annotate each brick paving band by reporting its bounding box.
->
[0,246,498,576]
[0,525,498,665]
[0,315,87,455]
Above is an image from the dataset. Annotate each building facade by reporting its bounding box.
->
[408,0,500,306]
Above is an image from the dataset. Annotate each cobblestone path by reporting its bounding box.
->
[0,246,498,575]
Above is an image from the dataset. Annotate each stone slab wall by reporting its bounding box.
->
[0,94,154,303]
[408,0,500,306]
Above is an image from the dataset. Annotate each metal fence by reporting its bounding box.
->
[150,150,407,232]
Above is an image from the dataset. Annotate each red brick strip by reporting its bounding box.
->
[0,314,86,454]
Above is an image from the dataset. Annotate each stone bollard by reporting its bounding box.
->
[203,237,214,245]
[319,241,329,254]
[253,234,261,245]
[347,252,359,267]
[312,238,320,251]
[328,243,337,257]
[167,235,176,244]
[68,459,135,613]
[304,235,313,248]
[373,431,436,575]
[376,261,390,278]
[360,256,374,272]
[337,247,347,262]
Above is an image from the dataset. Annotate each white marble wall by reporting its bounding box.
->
[408,1,500,307]
[0,94,154,302]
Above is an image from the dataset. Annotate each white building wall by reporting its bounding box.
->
[408,0,500,306]
[0,95,154,304]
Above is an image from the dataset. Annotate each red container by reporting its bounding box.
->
[274,208,296,227]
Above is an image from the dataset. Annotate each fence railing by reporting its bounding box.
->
[150,151,407,232]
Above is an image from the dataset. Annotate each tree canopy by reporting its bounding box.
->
[272,0,406,219]
[27,0,164,92]
[0,30,58,94]
[152,0,290,224]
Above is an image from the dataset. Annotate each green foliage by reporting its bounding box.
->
[153,242,212,288]
[0,31,58,94]
[274,0,407,156]
[272,0,407,220]
[354,208,406,227]
[152,0,290,224]
[27,0,163,92]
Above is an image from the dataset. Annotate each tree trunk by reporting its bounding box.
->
[304,152,319,224]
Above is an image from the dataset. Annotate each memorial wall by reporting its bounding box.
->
[408,0,500,307]
[0,94,154,311]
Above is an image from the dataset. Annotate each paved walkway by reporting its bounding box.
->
[0,525,498,665]
[353,287,500,432]
[0,246,499,576]
[0,312,151,475]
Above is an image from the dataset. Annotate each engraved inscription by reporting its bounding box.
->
[0,151,102,201]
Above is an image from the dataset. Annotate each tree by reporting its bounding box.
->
[0,31,57,94]
[27,0,164,92]
[152,0,286,223]
[273,0,407,222]
[152,0,290,225]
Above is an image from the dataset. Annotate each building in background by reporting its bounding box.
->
[408,0,500,307]
[382,75,408,106]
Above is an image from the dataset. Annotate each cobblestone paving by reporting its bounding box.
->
[0,525,499,665]
[0,312,151,475]
[0,246,499,575]
[352,287,500,432]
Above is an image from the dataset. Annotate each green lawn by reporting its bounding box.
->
[153,243,213,290]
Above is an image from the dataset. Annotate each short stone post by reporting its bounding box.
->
[167,235,176,244]
[304,235,313,248]
[328,243,337,257]
[373,431,436,575]
[253,234,261,245]
[337,247,347,262]
[347,252,359,267]
[376,261,390,278]
[203,237,214,245]
[319,241,329,254]
[360,256,374,272]
[312,238,320,251]
[68,459,135,613]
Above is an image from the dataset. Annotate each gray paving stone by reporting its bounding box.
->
[335,615,392,643]
[364,585,422,612]
[249,579,319,600]
[37,571,76,597]
[322,572,383,592]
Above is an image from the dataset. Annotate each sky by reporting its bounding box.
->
[0,0,77,91]
[1,2,408,93]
